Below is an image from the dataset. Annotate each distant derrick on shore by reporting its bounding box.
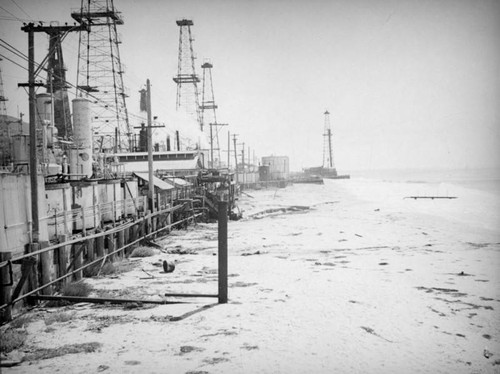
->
[303,110,350,180]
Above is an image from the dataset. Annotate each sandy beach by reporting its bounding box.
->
[1,177,499,373]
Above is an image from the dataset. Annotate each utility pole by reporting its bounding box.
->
[135,80,164,212]
[227,131,230,169]
[26,26,39,243]
[232,134,238,183]
[146,79,154,212]
[241,142,245,186]
[209,123,227,168]
[20,22,88,242]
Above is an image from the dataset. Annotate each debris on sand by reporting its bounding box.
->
[241,250,266,256]
[162,260,176,273]
[360,326,393,343]
[248,205,310,219]
[22,342,102,361]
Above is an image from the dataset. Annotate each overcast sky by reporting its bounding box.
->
[1,0,499,171]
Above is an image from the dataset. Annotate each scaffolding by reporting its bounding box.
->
[173,19,202,131]
[72,0,131,152]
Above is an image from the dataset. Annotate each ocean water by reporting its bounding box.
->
[350,167,500,196]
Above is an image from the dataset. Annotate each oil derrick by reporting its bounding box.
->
[201,61,220,167]
[322,110,335,169]
[173,19,202,131]
[72,0,131,152]
[46,31,72,139]
[0,58,9,165]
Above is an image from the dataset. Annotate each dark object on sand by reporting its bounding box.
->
[404,196,457,200]
[484,349,493,359]
[163,260,176,273]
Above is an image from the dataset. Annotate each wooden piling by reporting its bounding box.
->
[72,243,83,281]
[106,234,115,262]
[146,211,152,235]
[0,252,13,323]
[39,241,52,295]
[96,233,105,259]
[218,201,228,304]
[124,226,131,256]
[86,238,95,263]
[117,230,125,260]
[57,235,69,287]
[26,243,39,306]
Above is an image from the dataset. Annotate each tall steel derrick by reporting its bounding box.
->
[200,61,221,167]
[173,19,202,132]
[322,110,334,169]
[72,0,131,152]
[0,58,9,165]
[46,31,72,139]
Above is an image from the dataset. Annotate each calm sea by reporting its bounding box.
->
[350,167,500,196]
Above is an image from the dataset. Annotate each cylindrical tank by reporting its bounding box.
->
[72,98,92,148]
[69,147,92,179]
[36,93,53,126]
[11,135,30,165]
[71,98,93,179]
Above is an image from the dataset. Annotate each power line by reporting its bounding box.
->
[0,53,27,71]
[0,38,29,62]
[0,4,23,22]
[9,0,32,21]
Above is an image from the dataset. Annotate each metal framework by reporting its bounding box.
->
[46,31,73,139]
[173,19,202,131]
[322,110,334,169]
[72,0,131,152]
[201,61,222,167]
[0,58,8,165]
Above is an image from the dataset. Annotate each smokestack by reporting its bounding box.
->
[176,130,180,151]
[166,135,171,151]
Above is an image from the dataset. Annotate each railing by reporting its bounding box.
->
[0,200,203,321]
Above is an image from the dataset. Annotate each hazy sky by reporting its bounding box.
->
[1,0,499,171]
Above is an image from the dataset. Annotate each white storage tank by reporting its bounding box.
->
[69,147,93,179]
[72,98,92,148]
[36,93,53,126]
[70,98,93,179]
[11,134,30,166]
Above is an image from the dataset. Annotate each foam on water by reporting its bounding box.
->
[350,167,500,196]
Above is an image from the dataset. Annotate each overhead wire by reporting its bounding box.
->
[0,53,27,71]
[8,0,33,21]
[1,15,168,141]
[0,4,23,22]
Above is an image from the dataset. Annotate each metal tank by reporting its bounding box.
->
[70,98,93,179]
[36,93,54,126]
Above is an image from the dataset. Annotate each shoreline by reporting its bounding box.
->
[2,178,499,373]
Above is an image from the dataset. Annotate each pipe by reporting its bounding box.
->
[30,295,186,305]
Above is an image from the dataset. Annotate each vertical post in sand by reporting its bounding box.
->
[0,252,12,323]
[39,241,52,295]
[218,201,228,304]
[58,235,69,287]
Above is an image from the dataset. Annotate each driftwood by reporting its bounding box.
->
[248,205,310,219]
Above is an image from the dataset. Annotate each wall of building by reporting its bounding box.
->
[261,156,290,180]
